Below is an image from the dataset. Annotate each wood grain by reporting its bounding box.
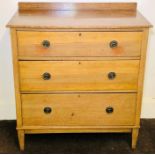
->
[17,130,25,151]
[7,2,152,150]
[25,128,131,134]
[19,60,139,92]
[135,29,149,126]
[18,56,140,61]
[10,29,23,127]
[17,31,142,57]
[21,93,136,126]
[18,125,138,130]
[11,29,25,151]
[132,128,139,149]
[7,11,152,29]
[18,2,137,11]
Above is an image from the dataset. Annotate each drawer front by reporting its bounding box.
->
[19,60,139,92]
[22,93,136,126]
[17,31,142,57]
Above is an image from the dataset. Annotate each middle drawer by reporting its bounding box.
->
[19,60,139,92]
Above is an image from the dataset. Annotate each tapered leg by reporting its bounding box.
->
[18,130,25,151]
[132,128,139,149]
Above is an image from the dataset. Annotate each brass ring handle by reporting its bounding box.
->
[42,72,51,80]
[106,107,114,114]
[42,40,50,48]
[108,72,116,80]
[44,107,52,114]
[110,40,118,48]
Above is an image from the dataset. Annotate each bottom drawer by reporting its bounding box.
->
[21,93,136,126]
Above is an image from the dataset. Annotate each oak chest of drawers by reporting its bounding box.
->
[7,2,152,150]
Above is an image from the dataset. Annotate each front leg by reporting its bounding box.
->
[132,128,139,149]
[17,130,25,151]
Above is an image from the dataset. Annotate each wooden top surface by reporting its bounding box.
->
[7,2,152,29]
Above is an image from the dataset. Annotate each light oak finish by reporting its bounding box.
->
[19,60,139,92]
[132,128,139,149]
[18,56,140,61]
[11,29,24,150]
[18,2,137,12]
[22,93,136,126]
[18,125,139,130]
[17,130,25,151]
[25,128,131,134]
[10,29,23,127]
[135,29,149,126]
[7,3,152,29]
[7,11,152,29]
[7,2,152,150]
[17,31,142,57]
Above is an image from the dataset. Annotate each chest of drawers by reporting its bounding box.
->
[7,2,152,150]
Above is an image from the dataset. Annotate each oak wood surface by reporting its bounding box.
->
[21,90,137,94]
[18,56,140,61]
[7,2,152,150]
[18,125,138,130]
[17,31,142,57]
[19,60,139,92]
[17,130,25,151]
[21,93,136,126]
[18,2,137,11]
[7,11,152,29]
[15,28,145,32]
[132,128,139,149]
[135,29,149,126]
[25,128,131,134]
[10,29,23,127]
[7,2,152,29]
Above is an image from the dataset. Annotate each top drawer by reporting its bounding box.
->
[17,31,142,57]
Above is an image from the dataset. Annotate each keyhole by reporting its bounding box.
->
[71,113,75,117]
[79,33,82,36]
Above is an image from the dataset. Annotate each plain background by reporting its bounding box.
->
[0,0,155,120]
